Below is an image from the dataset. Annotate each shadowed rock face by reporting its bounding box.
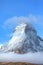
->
[0,23,43,53]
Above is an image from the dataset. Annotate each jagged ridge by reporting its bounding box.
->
[0,23,43,53]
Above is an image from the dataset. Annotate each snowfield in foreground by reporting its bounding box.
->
[0,52,43,64]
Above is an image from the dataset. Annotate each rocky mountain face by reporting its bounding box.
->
[0,23,43,53]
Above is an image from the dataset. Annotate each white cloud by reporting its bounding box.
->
[2,14,38,30]
[2,14,43,39]
[0,52,43,64]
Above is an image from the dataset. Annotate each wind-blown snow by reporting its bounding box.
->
[0,52,43,64]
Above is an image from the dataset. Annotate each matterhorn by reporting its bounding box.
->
[0,23,43,53]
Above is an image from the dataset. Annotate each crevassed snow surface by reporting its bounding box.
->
[0,52,43,64]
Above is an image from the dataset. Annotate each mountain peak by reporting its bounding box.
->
[14,23,36,35]
[0,23,43,53]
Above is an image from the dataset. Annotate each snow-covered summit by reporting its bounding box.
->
[0,23,43,53]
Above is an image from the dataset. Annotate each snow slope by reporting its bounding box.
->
[0,44,3,49]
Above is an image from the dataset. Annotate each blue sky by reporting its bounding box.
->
[0,0,43,43]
